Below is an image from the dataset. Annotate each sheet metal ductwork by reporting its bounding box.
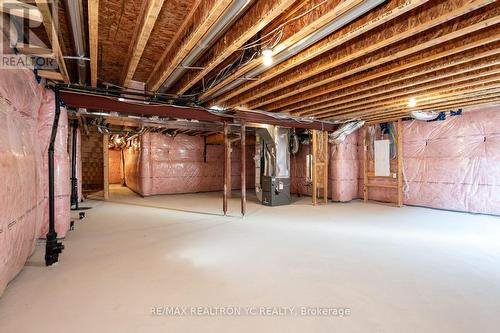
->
[64,0,87,85]
[255,125,291,206]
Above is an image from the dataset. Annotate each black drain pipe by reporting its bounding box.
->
[45,88,65,266]
[70,119,79,209]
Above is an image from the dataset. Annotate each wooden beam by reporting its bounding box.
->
[289,39,500,115]
[199,0,370,102]
[211,0,428,106]
[147,0,233,91]
[88,0,99,87]
[121,0,165,87]
[174,0,297,95]
[361,94,500,123]
[241,121,246,216]
[241,1,499,110]
[314,68,500,118]
[330,85,500,121]
[35,0,69,83]
[299,58,500,117]
[37,69,64,81]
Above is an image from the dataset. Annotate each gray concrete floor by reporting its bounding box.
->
[1,185,499,332]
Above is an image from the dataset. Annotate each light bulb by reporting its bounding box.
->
[262,48,273,58]
[263,55,273,66]
[408,97,417,108]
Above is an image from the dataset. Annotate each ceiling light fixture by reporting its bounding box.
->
[262,48,273,66]
[408,97,417,108]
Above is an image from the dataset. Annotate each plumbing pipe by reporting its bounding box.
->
[158,0,254,92]
[45,90,65,266]
[202,0,385,102]
[64,0,87,84]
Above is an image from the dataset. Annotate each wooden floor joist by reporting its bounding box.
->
[173,0,297,95]
[299,59,500,117]
[88,0,99,87]
[121,0,165,87]
[334,86,500,121]
[290,40,500,115]
[147,0,234,91]
[199,0,369,102]
[34,0,69,83]
[254,15,500,111]
[207,0,428,106]
[314,68,500,119]
[229,0,498,110]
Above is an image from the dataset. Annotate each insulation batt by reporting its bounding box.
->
[357,108,500,215]
[0,68,43,295]
[123,133,254,196]
[37,90,71,237]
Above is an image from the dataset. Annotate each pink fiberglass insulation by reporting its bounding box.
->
[357,108,500,215]
[37,89,71,237]
[290,143,312,196]
[331,133,359,202]
[109,149,123,184]
[123,133,254,196]
[0,68,43,296]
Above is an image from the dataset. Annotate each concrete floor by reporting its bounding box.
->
[1,186,500,332]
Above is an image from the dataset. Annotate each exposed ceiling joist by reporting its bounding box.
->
[37,69,64,81]
[88,0,99,87]
[210,0,428,106]
[243,0,499,110]
[363,95,500,123]
[34,0,69,83]
[332,84,500,121]
[198,0,372,102]
[0,0,43,22]
[146,0,234,91]
[121,0,165,87]
[315,69,500,118]
[173,0,297,95]
[297,55,500,116]
[283,35,500,114]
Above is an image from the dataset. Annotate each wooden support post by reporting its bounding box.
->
[103,134,109,200]
[323,131,329,204]
[312,129,317,206]
[397,119,404,207]
[223,122,228,215]
[227,138,232,199]
[363,127,368,203]
[241,121,246,216]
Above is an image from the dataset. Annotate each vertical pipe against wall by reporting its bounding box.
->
[45,89,64,266]
[312,129,317,206]
[223,122,228,215]
[363,127,368,203]
[103,134,109,200]
[323,131,328,204]
[241,121,246,216]
[70,119,79,209]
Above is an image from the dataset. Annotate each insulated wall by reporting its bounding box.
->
[358,109,500,215]
[0,68,42,295]
[109,149,122,184]
[124,133,255,196]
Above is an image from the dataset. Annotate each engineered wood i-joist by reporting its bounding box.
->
[327,84,500,121]
[303,59,500,117]
[291,40,500,115]
[121,0,165,87]
[208,0,428,106]
[88,0,99,87]
[173,0,297,95]
[147,0,234,91]
[236,0,498,110]
[34,0,69,83]
[199,0,367,102]
[315,67,500,118]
